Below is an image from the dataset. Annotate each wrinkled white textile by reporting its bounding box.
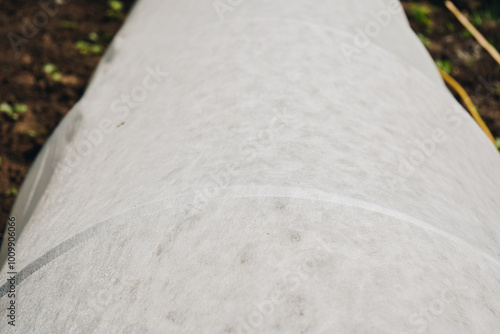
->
[1,0,500,333]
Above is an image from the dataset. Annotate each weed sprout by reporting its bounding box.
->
[0,102,28,120]
[435,59,453,74]
[43,63,62,82]
[4,188,18,196]
[106,1,124,20]
[75,33,105,55]
[410,4,433,34]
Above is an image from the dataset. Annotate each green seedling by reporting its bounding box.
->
[410,4,433,34]
[470,9,500,26]
[446,22,455,32]
[417,33,431,48]
[88,32,99,42]
[59,21,78,29]
[4,188,18,196]
[75,33,105,55]
[496,138,500,150]
[471,11,483,27]
[0,103,10,114]
[43,63,62,82]
[0,102,28,120]
[75,42,104,55]
[13,104,27,112]
[106,1,124,19]
[75,41,91,54]
[90,44,104,54]
[27,127,47,137]
[435,59,453,75]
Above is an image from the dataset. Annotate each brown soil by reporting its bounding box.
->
[402,0,500,137]
[0,0,134,236]
[0,1,499,237]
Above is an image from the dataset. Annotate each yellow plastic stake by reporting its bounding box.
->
[439,68,495,144]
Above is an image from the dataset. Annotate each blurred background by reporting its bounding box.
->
[0,0,499,234]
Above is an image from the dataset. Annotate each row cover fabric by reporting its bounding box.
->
[1,0,500,332]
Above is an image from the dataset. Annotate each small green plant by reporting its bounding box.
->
[4,188,18,196]
[435,59,453,75]
[106,1,124,19]
[59,21,78,29]
[88,32,99,42]
[0,102,28,120]
[43,63,62,82]
[470,9,500,27]
[417,33,431,48]
[75,33,105,55]
[410,4,433,34]
[446,22,455,32]
[26,127,47,137]
[495,138,500,150]
[471,11,483,27]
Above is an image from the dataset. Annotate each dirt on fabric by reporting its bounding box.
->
[0,0,499,237]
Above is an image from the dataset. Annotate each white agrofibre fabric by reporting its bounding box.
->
[1,0,500,333]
